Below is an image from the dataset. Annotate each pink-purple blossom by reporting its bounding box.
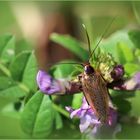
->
[66,97,121,138]
[109,72,140,91]
[36,70,61,94]
[36,70,81,95]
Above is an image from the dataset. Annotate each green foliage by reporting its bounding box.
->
[0,34,67,139]
[9,51,37,92]
[124,63,140,75]
[0,85,26,100]
[72,94,83,108]
[0,76,13,90]
[50,33,89,61]
[51,60,78,78]
[116,42,134,64]
[99,31,134,59]
[129,30,140,49]
[21,91,54,138]
[54,111,63,129]
[129,91,140,117]
[9,51,32,81]
[21,52,38,92]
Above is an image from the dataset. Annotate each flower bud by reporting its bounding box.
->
[111,65,124,81]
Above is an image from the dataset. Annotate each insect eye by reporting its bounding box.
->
[85,65,94,74]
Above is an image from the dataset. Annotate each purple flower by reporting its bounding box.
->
[36,70,63,94]
[36,70,82,95]
[109,72,140,91]
[111,64,124,81]
[66,97,121,138]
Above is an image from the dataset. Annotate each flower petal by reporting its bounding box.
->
[70,108,83,118]
[108,72,140,91]
[36,70,61,94]
[81,97,90,109]
[79,114,92,133]
[65,106,74,113]
[124,72,140,90]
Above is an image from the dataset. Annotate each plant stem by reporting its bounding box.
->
[52,103,69,118]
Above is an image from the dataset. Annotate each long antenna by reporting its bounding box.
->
[89,17,117,60]
[82,24,92,57]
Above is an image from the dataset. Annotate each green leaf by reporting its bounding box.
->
[100,30,134,61]
[0,34,15,63]
[55,112,63,129]
[51,60,76,78]
[50,33,88,61]
[0,76,13,90]
[124,63,140,75]
[9,51,31,81]
[21,91,55,138]
[72,94,83,108]
[117,123,140,139]
[9,51,38,91]
[113,98,131,115]
[22,51,38,92]
[15,39,32,55]
[116,42,134,64]
[134,49,140,62]
[128,91,140,117]
[0,85,26,100]
[128,30,140,48]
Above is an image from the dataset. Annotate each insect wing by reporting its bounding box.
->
[81,71,109,123]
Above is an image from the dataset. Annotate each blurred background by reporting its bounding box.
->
[0,1,140,139]
[0,1,139,69]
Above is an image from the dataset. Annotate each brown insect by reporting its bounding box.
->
[78,62,110,123]
[53,18,115,123]
[76,20,115,123]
